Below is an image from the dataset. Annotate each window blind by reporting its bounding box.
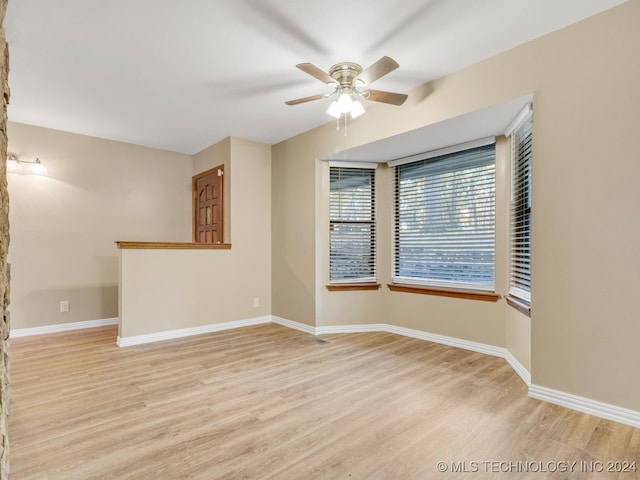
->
[329,166,376,283]
[393,144,496,290]
[509,111,533,302]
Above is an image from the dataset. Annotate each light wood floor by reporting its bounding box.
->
[9,324,640,480]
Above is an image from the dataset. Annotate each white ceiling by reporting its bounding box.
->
[4,0,627,155]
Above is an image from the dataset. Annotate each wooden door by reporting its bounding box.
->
[193,166,224,243]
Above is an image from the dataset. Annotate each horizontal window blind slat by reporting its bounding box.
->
[509,112,533,300]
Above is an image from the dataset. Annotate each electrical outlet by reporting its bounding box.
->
[60,300,70,313]
[253,297,259,308]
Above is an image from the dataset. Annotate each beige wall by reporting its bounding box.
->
[7,122,192,329]
[271,136,317,326]
[526,4,640,409]
[119,136,272,338]
[272,1,639,410]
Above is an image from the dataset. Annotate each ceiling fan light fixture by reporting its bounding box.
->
[350,100,365,119]
[287,57,406,133]
[327,100,341,119]
[337,92,354,113]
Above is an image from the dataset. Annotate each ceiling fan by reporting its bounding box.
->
[285,56,408,120]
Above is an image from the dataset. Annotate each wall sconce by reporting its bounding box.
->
[6,152,47,175]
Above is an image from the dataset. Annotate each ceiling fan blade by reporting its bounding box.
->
[285,93,326,106]
[296,63,336,85]
[365,89,408,106]
[355,56,399,85]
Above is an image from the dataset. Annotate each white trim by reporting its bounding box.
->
[327,161,378,169]
[316,323,386,335]
[385,324,505,357]
[504,350,532,385]
[387,136,496,167]
[529,384,640,429]
[270,316,316,335]
[504,103,532,136]
[10,318,118,338]
[116,316,271,347]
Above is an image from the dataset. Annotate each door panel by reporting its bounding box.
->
[193,165,224,244]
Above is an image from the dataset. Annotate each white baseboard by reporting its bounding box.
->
[316,323,386,335]
[116,316,271,347]
[10,318,119,338]
[529,384,640,429]
[271,316,316,335]
[385,324,506,358]
[503,350,532,385]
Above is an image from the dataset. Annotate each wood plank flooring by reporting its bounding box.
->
[9,324,640,479]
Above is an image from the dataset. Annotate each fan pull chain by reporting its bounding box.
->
[334,115,349,136]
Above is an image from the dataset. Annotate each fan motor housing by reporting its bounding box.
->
[329,62,363,86]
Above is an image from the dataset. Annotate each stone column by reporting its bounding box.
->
[0,0,10,478]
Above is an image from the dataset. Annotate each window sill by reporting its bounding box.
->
[387,283,500,302]
[506,295,531,317]
[326,283,381,292]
